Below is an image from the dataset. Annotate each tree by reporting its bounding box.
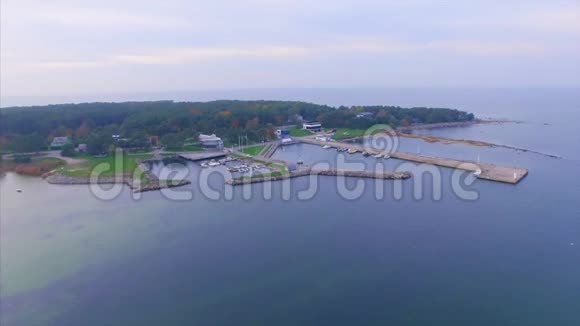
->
[9,134,45,153]
[60,143,76,157]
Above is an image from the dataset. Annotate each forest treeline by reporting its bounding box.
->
[0,100,474,153]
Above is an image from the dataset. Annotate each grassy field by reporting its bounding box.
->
[183,143,203,152]
[332,128,367,140]
[289,127,311,137]
[61,153,153,177]
[240,144,266,156]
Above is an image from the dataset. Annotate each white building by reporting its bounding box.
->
[302,121,322,132]
[198,134,224,148]
[50,136,70,149]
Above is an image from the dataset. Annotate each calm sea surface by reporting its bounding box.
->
[1,88,579,325]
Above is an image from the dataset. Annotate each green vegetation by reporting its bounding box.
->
[60,143,76,157]
[240,144,266,156]
[0,157,65,176]
[182,143,203,152]
[61,153,152,177]
[289,127,311,137]
[332,128,367,140]
[0,100,474,153]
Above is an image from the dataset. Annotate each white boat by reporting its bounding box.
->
[208,160,220,167]
[383,155,391,159]
[347,148,357,154]
[200,162,209,168]
[374,154,383,158]
[473,169,482,177]
[322,145,331,149]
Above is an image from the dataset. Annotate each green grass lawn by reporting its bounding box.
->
[289,127,311,137]
[240,144,266,156]
[183,143,203,152]
[62,153,152,177]
[332,128,367,140]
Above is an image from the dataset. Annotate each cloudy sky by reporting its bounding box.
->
[1,0,579,97]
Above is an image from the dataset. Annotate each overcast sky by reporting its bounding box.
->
[1,0,579,97]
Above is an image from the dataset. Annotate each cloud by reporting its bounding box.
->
[3,38,546,71]
[19,7,190,29]
[522,6,580,34]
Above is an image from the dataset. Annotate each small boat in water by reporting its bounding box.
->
[322,145,331,149]
[347,148,357,154]
[473,169,482,177]
[374,154,383,158]
[200,162,210,168]
[336,147,347,152]
[363,152,371,157]
[383,155,391,159]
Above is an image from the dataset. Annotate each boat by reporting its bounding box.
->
[336,147,347,152]
[208,160,220,167]
[383,155,391,159]
[473,169,482,177]
[200,162,209,168]
[347,148,357,154]
[363,152,371,157]
[374,154,383,158]
[322,145,331,149]
[297,160,304,165]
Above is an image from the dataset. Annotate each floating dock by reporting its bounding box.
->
[299,138,528,184]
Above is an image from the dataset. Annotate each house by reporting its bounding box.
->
[276,129,290,139]
[302,121,322,132]
[198,134,224,149]
[50,136,70,149]
[77,144,88,152]
[356,112,373,118]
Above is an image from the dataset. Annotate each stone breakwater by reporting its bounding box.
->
[44,160,190,192]
[45,173,190,192]
[226,168,411,186]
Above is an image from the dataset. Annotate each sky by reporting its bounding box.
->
[1,0,579,98]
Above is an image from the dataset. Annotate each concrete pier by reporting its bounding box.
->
[299,138,528,184]
[227,168,411,185]
[178,151,227,162]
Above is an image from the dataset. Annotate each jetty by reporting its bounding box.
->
[178,151,227,162]
[227,168,411,185]
[299,138,528,184]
